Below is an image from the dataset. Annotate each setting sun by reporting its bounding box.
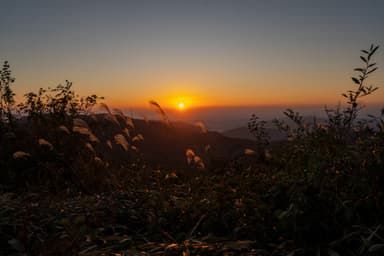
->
[178,102,185,110]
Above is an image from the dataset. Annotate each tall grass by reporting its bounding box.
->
[0,45,383,255]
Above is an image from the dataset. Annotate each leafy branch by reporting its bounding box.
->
[0,61,16,128]
[342,44,379,127]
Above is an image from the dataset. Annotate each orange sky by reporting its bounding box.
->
[3,1,384,110]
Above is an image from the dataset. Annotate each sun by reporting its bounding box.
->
[178,102,185,110]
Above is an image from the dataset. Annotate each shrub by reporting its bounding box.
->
[249,44,384,254]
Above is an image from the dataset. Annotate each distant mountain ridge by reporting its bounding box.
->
[222,116,331,142]
[223,126,287,142]
[79,114,257,169]
[130,119,256,168]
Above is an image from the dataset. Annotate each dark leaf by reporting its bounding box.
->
[8,239,24,252]
[369,244,384,253]
[372,45,379,54]
[351,77,360,84]
[328,249,341,256]
[367,67,378,74]
[360,56,367,63]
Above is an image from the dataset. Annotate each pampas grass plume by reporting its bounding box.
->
[38,138,53,150]
[114,134,129,151]
[13,151,30,159]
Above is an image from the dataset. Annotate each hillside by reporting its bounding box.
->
[85,115,256,168]
[223,125,287,142]
[1,45,383,255]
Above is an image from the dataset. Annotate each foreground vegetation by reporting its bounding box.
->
[1,45,384,255]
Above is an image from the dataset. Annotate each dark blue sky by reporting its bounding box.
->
[1,0,383,108]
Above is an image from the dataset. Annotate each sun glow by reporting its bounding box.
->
[165,94,201,110]
[178,102,185,110]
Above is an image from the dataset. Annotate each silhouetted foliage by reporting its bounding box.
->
[1,45,384,255]
[247,44,384,254]
[0,61,16,130]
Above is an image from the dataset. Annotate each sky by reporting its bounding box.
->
[1,0,384,111]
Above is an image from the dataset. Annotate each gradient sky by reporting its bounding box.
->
[1,0,383,109]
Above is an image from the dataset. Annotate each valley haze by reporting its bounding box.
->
[117,104,384,132]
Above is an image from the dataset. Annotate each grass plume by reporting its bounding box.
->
[149,100,169,125]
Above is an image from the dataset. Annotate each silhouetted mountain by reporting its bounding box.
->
[223,125,287,142]
[10,114,257,170]
[223,116,335,142]
[82,114,256,169]
[133,119,256,168]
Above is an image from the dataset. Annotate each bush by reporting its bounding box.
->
[248,44,384,254]
[1,45,384,255]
